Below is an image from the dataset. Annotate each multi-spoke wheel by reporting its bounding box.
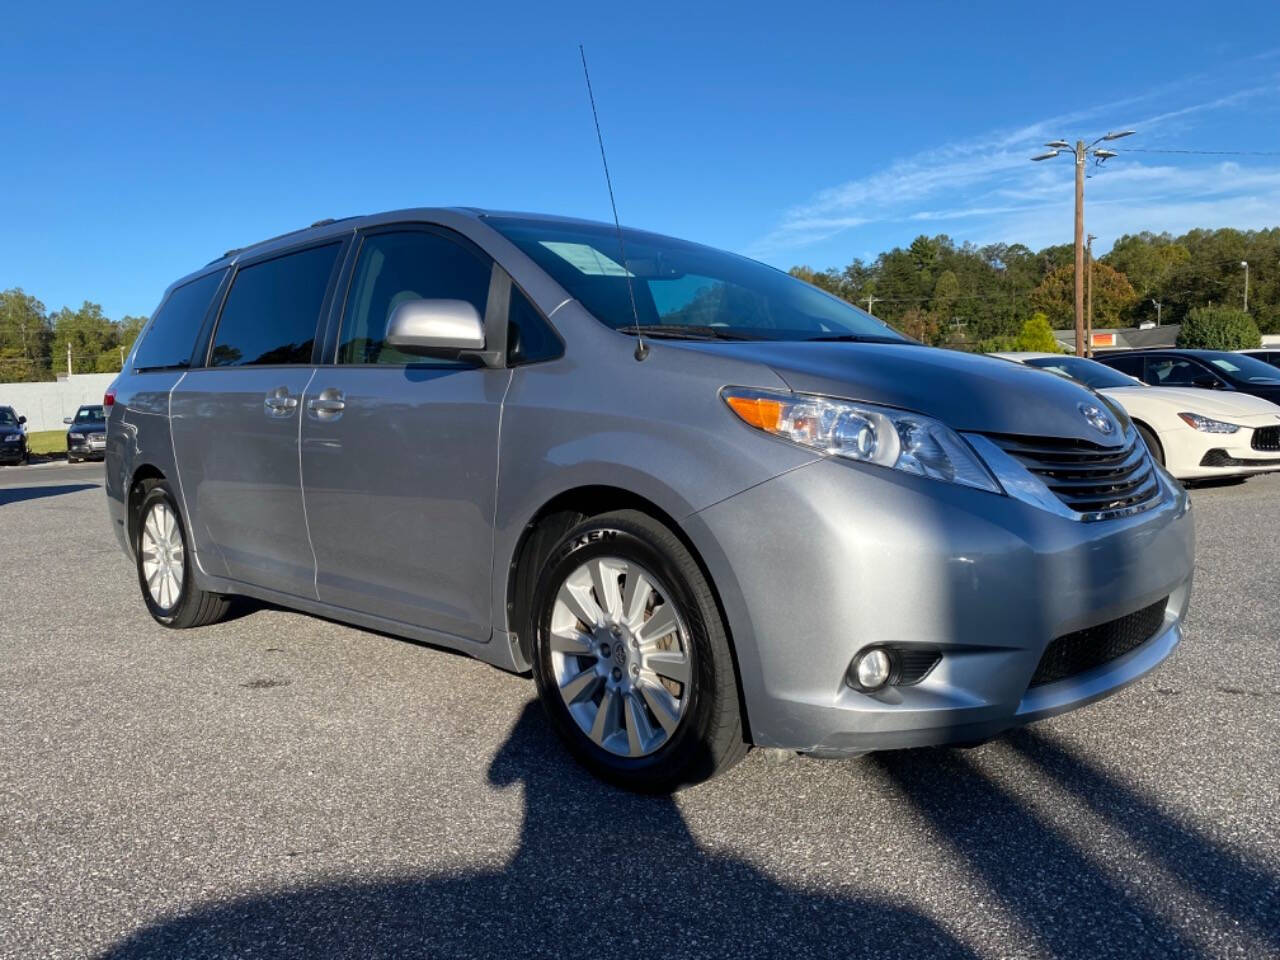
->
[549,556,692,758]
[531,510,749,791]
[140,500,185,610]
[134,479,230,628]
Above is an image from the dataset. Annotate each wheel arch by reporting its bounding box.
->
[1131,418,1165,465]
[126,463,168,554]
[504,484,754,744]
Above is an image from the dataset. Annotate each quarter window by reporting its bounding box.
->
[338,231,491,365]
[507,287,563,365]
[210,243,341,367]
[134,270,225,371]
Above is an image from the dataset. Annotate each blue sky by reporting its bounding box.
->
[3,1,1278,321]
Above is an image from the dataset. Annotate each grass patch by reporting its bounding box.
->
[26,430,67,455]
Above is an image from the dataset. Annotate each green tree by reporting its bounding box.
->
[1030,262,1136,330]
[1014,313,1063,352]
[1176,307,1261,350]
[0,288,52,381]
[50,301,115,374]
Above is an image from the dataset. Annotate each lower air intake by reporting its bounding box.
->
[1030,598,1168,687]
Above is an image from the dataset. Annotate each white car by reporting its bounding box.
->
[992,352,1280,481]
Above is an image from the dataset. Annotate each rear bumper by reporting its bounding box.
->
[682,457,1195,756]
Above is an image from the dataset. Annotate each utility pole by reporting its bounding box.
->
[1242,261,1249,312]
[863,295,882,316]
[1151,298,1162,326]
[1032,129,1134,357]
[1085,233,1096,358]
[119,344,126,368]
[67,342,72,376]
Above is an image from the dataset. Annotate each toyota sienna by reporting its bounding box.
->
[105,209,1195,790]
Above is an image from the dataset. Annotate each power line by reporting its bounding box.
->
[1116,148,1280,157]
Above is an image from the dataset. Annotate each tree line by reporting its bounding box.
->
[0,290,147,382]
[790,226,1277,350]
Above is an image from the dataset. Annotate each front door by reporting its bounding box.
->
[171,241,344,598]
[300,227,507,641]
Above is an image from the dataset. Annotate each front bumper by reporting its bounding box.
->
[68,436,107,459]
[1163,415,1280,479]
[0,442,25,463]
[683,456,1194,756]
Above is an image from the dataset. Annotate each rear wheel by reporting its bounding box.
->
[530,510,748,791]
[135,480,230,628]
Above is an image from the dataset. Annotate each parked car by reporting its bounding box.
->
[1097,349,1280,404]
[1239,349,1280,369]
[105,209,1194,790]
[65,404,107,462]
[993,352,1280,480]
[0,405,28,465]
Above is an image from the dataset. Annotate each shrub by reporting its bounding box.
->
[1176,307,1261,350]
[1014,313,1064,353]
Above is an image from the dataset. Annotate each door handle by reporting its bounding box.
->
[307,388,346,417]
[264,387,298,417]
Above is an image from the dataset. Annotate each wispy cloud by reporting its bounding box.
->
[749,76,1280,261]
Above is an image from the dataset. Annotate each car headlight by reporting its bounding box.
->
[722,387,1001,493]
[3,433,20,442]
[68,432,85,440]
[1177,412,1239,434]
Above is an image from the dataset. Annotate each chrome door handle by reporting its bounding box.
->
[307,389,345,416]
[264,387,298,416]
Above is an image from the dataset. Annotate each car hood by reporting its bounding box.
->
[1101,385,1280,419]
[668,340,1126,444]
[67,422,106,434]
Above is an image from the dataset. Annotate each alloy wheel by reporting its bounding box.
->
[548,556,692,758]
[140,501,184,610]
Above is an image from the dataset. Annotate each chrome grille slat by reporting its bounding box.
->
[984,430,1163,521]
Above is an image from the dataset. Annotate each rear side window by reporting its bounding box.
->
[1146,357,1214,387]
[210,243,341,366]
[507,287,563,365]
[1101,353,1143,378]
[134,270,225,371]
[338,230,491,365]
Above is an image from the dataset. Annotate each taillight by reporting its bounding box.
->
[104,389,115,407]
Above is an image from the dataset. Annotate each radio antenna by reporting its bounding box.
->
[579,44,648,361]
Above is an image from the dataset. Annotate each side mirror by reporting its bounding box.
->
[19,415,27,424]
[385,299,485,354]
[62,417,72,424]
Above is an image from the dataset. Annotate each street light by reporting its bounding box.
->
[1242,261,1249,312]
[1032,130,1135,356]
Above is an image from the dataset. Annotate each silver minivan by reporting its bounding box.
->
[106,209,1194,790]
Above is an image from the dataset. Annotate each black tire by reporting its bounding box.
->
[1135,422,1164,466]
[67,455,78,464]
[135,479,230,629]
[530,509,748,791]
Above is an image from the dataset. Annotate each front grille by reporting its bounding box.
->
[1030,598,1168,687]
[1251,426,1280,451]
[986,431,1161,520]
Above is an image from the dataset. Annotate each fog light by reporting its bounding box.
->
[851,648,893,690]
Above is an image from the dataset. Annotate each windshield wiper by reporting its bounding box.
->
[804,333,914,344]
[619,324,758,341]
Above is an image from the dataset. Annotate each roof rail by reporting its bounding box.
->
[207,215,359,267]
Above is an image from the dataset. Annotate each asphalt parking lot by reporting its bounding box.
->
[1,462,1277,959]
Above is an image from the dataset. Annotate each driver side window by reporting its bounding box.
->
[338,230,491,365]
[1147,358,1217,387]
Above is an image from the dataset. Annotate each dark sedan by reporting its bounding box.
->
[1097,349,1280,404]
[64,404,107,462]
[0,406,28,465]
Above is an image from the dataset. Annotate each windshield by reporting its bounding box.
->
[0,409,17,427]
[487,217,907,343]
[1024,355,1139,390]
[74,406,106,424]
[1200,352,1280,385]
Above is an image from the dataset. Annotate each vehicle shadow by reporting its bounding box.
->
[1006,728,1280,953]
[100,703,977,960]
[0,482,100,506]
[874,732,1278,959]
